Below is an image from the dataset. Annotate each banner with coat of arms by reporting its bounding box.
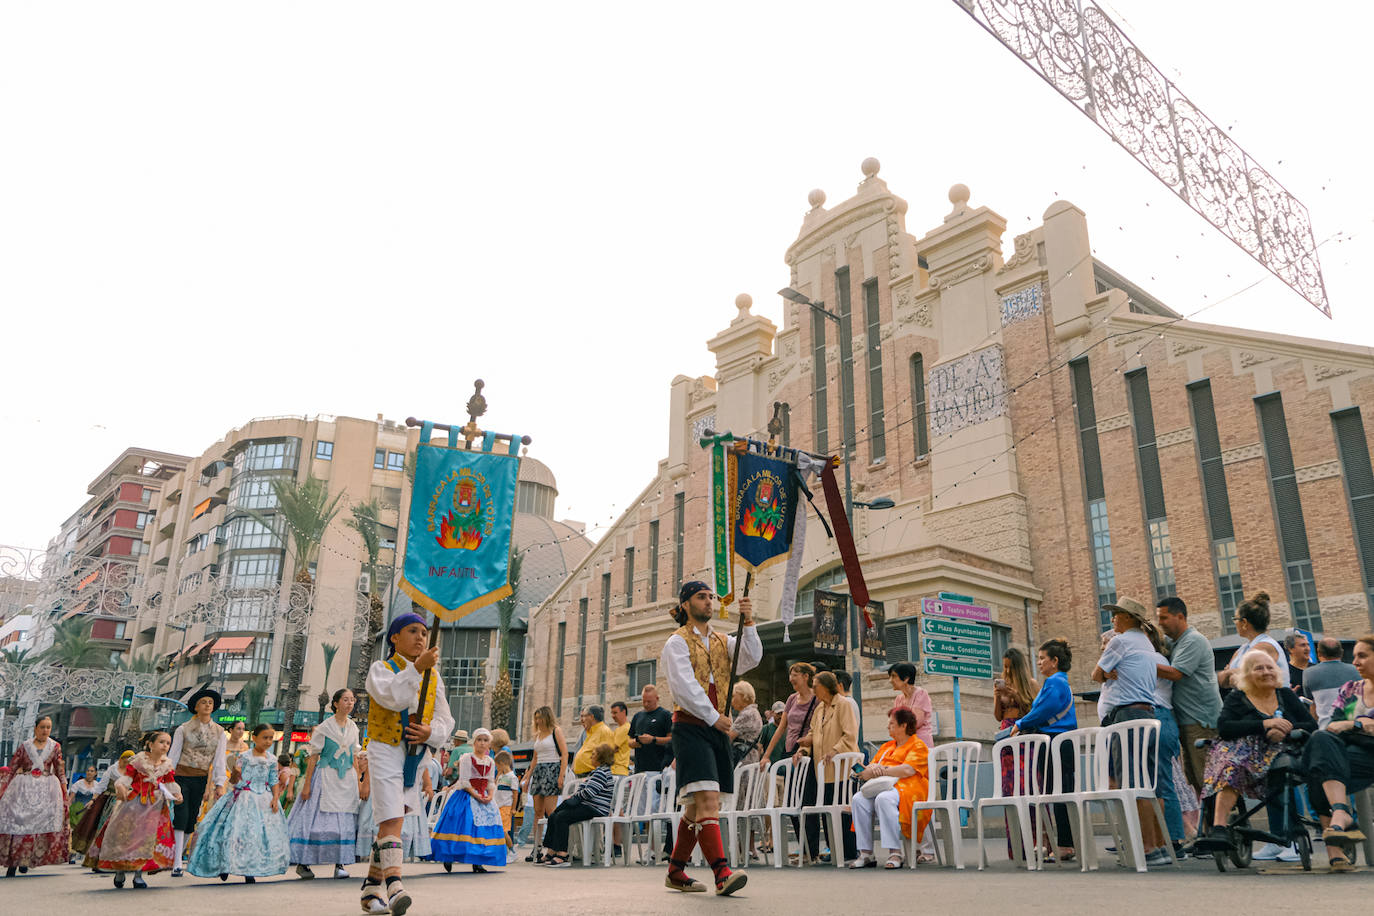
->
[397,440,519,621]
[732,450,799,572]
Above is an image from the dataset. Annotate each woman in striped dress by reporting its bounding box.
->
[287,688,360,879]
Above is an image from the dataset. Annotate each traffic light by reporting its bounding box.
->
[120,685,135,709]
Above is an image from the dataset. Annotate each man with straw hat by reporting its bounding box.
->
[659,581,761,896]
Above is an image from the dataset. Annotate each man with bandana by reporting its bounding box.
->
[660,581,761,896]
[362,612,454,915]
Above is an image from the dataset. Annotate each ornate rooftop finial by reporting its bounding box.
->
[807,188,827,210]
[734,293,753,320]
[861,157,881,179]
[946,183,971,221]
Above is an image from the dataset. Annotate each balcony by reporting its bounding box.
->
[152,537,172,567]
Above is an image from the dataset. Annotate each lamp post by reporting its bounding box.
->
[779,286,895,748]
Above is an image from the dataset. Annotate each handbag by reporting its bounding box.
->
[783,697,818,755]
[859,775,898,799]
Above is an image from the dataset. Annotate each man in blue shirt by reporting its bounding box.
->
[1093,597,1172,867]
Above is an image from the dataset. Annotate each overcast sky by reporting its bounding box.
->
[3,1,1371,556]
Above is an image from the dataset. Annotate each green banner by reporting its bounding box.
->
[711,442,730,598]
[922,637,992,661]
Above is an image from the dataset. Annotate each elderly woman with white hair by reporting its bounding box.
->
[1200,648,1317,846]
[728,682,765,767]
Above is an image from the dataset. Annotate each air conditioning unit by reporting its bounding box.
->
[357,572,371,593]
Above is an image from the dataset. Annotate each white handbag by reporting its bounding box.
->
[858,775,898,799]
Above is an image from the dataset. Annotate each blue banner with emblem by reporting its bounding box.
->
[732,450,798,572]
[398,438,520,621]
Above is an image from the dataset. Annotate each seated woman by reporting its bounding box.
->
[1010,638,1078,863]
[849,707,929,869]
[1200,648,1317,847]
[801,671,859,866]
[539,743,615,867]
[1303,632,1374,871]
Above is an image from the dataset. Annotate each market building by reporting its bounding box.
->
[523,159,1374,742]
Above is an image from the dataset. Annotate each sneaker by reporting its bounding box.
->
[1252,842,1285,861]
[296,864,316,879]
[1276,844,1303,863]
[334,865,350,879]
[1144,848,1174,868]
[507,850,518,865]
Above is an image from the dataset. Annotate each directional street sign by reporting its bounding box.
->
[923,656,995,679]
[921,597,991,623]
[920,617,992,641]
[922,637,992,662]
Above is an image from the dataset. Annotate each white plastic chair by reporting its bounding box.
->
[535,775,579,850]
[1029,727,1101,872]
[976,734,1050,871]
[574,776,637,866]
[909,740,982,870]
[803,752,864,867]
[643,769,679,860]
[749,756,810,868]
[1079,719,1174,872]
[720,761,767,868]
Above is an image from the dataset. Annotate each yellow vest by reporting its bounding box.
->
[673,623,731,717]
[365,653,437,748]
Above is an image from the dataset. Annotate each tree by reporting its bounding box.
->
[317,641,339,720]
[345,499,386,718]
[244,474,345,754]
[40,618,114,747]
[241,676,267,728]
[489,547,524,735]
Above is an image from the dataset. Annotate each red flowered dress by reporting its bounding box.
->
[0,738,69,868]
[87,753,179,873]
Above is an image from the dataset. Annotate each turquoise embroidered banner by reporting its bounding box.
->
[398,441,519,621]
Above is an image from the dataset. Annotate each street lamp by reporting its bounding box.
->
[779,286,895,747]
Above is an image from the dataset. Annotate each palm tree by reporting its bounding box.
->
[490,547,524,735]
[241,675,268,727]
[346,499,386,718]
[40,617,115,745]
[317,642,339,720]
[0,646,33,667]
[244,474,345,753]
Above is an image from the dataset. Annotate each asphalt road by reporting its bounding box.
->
[0,842,1364,915]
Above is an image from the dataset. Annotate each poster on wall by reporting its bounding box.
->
[860,600,886,660]
[812,589,847,657]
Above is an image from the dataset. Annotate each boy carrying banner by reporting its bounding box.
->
[362,613,454,915]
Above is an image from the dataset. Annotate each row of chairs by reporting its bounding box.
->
[539,721,1170,872]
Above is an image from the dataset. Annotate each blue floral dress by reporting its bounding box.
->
[188,750,289,877]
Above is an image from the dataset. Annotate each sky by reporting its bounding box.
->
[2,1,1371,555]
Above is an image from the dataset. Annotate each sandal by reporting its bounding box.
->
[915,853,936,865]
[885,853,905,869]
[848,853,877,869]
[1323,804,1367,843]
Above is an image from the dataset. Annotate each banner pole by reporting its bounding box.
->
[722,571,752,715]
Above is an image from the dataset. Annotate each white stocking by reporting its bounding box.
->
[173,829,186,869]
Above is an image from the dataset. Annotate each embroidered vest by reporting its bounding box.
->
[179,718,223,771]
[366,653,437,748]
[673,623,731,716]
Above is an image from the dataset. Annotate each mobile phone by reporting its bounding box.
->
[994,678,1006,689]
[851,761,866,777]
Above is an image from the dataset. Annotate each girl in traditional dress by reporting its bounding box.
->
[355,751,376,863]
[401,764,433,862]
[188,723,289,882]
[431,727,505,872]
[0,715,69,876]
[88,730,182,889]
[168,688,228,876]
[278,753,299,817]
[73,750,132,867]
[288,687,360,879]
[67,764,99,861]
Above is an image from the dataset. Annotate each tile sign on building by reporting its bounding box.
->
[927,344,1008,438]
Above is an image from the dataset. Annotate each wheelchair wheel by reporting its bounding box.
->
[1226,812,1252,869]
[1296,831,1312,871]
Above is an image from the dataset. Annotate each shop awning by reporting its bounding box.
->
[208,636,255,654]
[179,639,214,659]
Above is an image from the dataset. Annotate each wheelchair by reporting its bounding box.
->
[1192,730,1321,872]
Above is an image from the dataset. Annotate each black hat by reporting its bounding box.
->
[188,688,222,713]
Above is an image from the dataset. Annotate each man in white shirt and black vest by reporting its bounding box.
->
[659,580,762,896]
